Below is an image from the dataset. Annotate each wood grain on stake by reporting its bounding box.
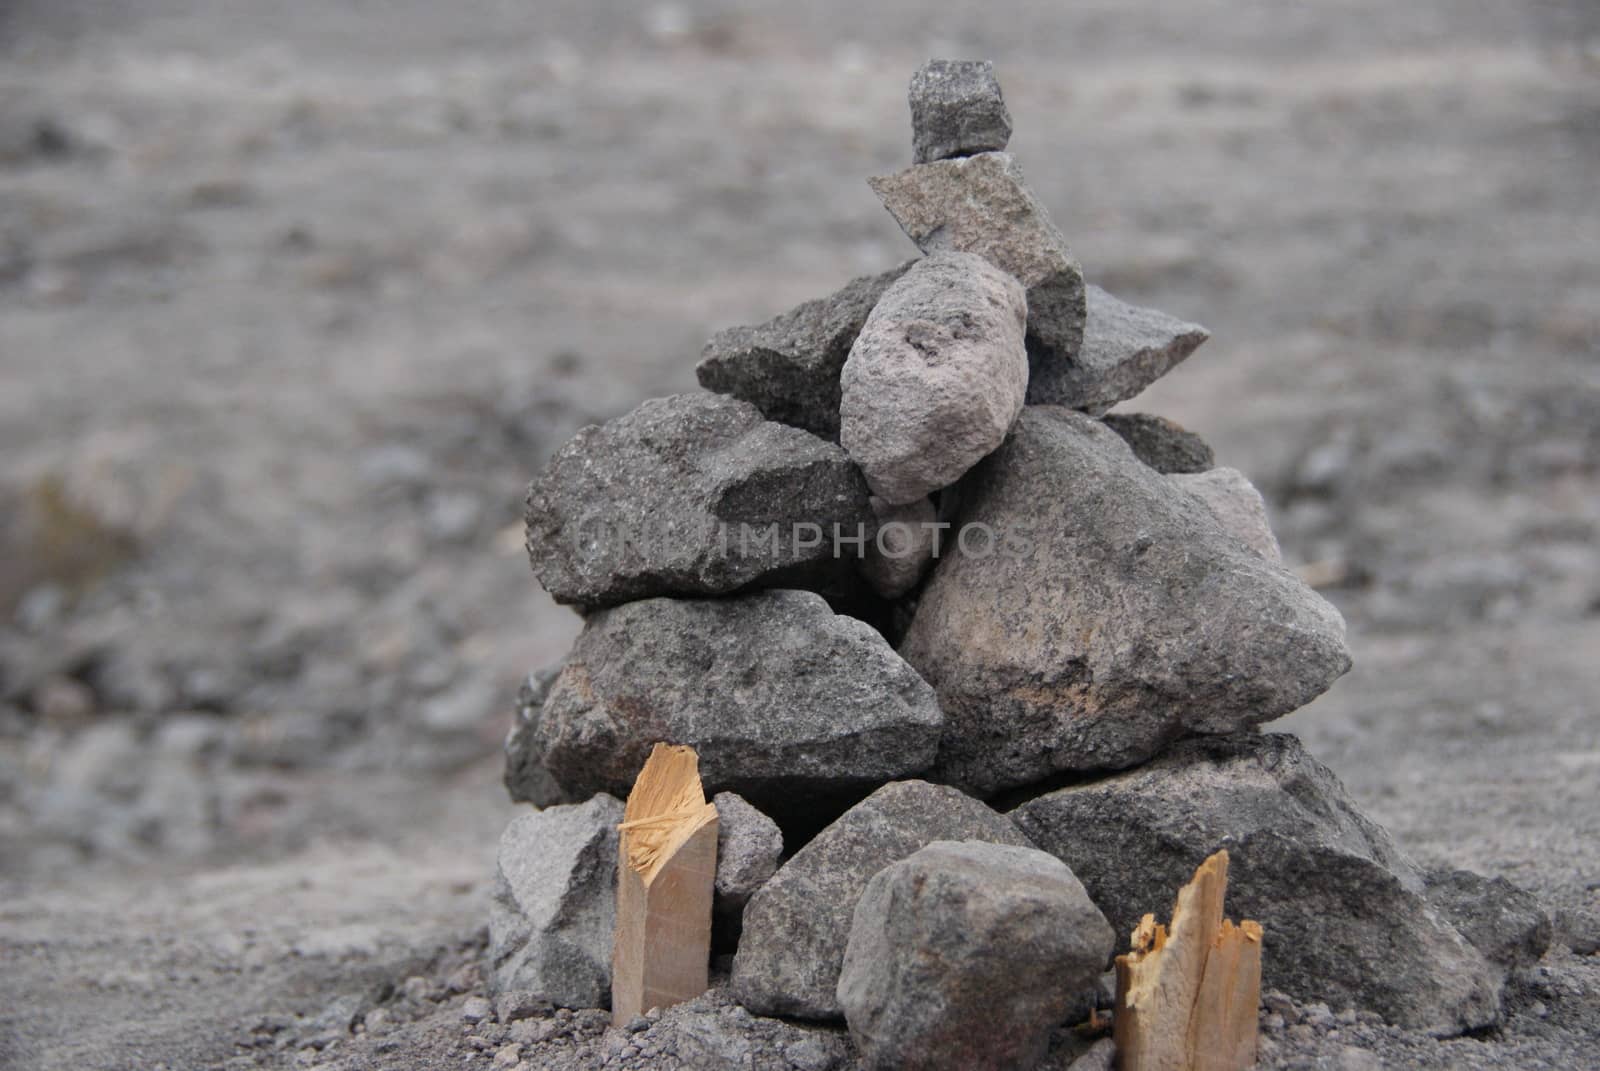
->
[611,743,719,1024]
[1114,850,1262,1071]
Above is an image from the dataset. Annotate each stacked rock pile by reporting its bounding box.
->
[491,60,1550,1068]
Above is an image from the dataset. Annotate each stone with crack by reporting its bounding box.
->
[868,152,1086,368]
[516,590,942,826]
[837,840,1113,1071]
[1028,285,1208,412]
[909,59,1013,164]
[489,794,623,1010]
[1011,733,1503,1036]
[899,406,1352,794]
[696,262,915,439]
[1102,412,1215,474]
[1170,466,1282,562]
[840,250,1029,505]
[524,394,872,606]
[731,780,1033,1020]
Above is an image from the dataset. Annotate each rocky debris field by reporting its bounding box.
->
[2,0,1598,1069]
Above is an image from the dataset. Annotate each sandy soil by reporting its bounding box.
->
[1,1,1597,1067]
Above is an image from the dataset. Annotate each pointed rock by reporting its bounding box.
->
[869,152,1086,367]
[899,407,1351,794]
[909,59,1013,164]
[697,263,915,439]
[1011,733,1502,1036]
[1102,412,1215,474]
[732,780,1032,1020]
[840,250,1029,505]
[1028,285,1207,411]
[515,590,942,826]
[524,394,872,607]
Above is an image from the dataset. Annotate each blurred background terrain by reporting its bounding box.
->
[1,0,1597,1067]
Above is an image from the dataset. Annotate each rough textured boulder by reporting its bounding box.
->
[697,263,915,439]
[1028,285,1207,411]
[1424,867,1552,970]
[909,59,1012,164]
[1102,412,1215,474]
[1171,466,1282,562]
[732,780,1033,1020]
[1011,733,1502,1036]
[868,152,1086,366]
[516,590,942,825]
[489,795,623,1010]
[503,667,570,808]
[900,406,1351,793]
[838,840,1113,1071]
[840,251,1029,505]
[859,496,939,599]
[713,792,784,921]
[524,394,872,606]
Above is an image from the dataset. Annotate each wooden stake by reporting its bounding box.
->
[1113,850,1262,1071]
[611,743,719,1024]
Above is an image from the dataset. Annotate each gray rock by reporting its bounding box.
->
[1103,412,1215,473]
[868,152,1086,368]
[837,840,1113,1071]
[1555,907,1600,955]
[503,667,570,808]
[524,394,872,607]
[899,407,1352,793]
[651,987,855,1071]
[1029,285,1208,412]
[697,263,915,439]
[858,496,940,599]
[840,251,1029,505]
[1424,868,1552,970]
[1067,1038,1117,1071]
[1170,466,1283,561]
[908,59,1013,164]
[732,780,1033,1020]
[489,795,623,1010]
[520,590,942,824]
[1011,733,1502,1036]
[713,792,784,917]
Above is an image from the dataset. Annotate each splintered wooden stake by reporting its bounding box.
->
[1113,850,1263,1071]
[611,743,719,1025]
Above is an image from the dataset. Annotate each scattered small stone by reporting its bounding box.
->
[1102,412,1215,473]
[713,792,784,921]
[839,250,1029,505]
[837,840,1113,1070]
[908,59,1013,164]
[697,262,915,439]
[492,1042,522,1067]
[858,495,939,599]
[1424,867,1552,969]
[461,997,493,1025]
[488,795,623,1010]
[1028,284,1208,412]
[732,780,1033,1020]
[1170,466,1283,561]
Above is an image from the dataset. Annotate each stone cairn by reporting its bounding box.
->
[491,60,1548,1070]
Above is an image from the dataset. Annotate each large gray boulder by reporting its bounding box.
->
[899,407,1351,794]
[515,590,942,824]
[908,59,1013,164]
[839,251,1029,505]
[524,394,872,607]
[732,780,1033,1020]
[1011,733,1503,1036]
[868,152,1086,368]
[1028,285,1208,412]
[838,840,1113,1071]
[1102,412,1214,474]
[1170,466,1283,562]
[488,795,623,1010]
[697,263,915,439]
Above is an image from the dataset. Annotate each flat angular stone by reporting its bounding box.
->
[909,59,1013,164]
[1102,412,1215,474]
[840,251,1029,505]
[1171,466,1283,562]
[858,496,940,599]
[732,781,1032,1020]
[1011,733,1502,1036]
[517,590,942,825]
[489,795,623,1010]
[524,394,872,607]
[838,840,1113,1071]
[869,152,1086,367]
[1424,867,1552,971]
[1029,285,1207,411]
[899,407,1351,794]
[697,263,915,439]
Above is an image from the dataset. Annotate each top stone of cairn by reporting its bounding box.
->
[909,59,1013,164]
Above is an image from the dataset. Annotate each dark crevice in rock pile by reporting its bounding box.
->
[489,58,1551,1069]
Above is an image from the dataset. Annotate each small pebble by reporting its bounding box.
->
[461,996,493,1024]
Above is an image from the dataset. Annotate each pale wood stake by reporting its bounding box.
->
[1113,850,1263,1071]
[611,743,719,1025]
